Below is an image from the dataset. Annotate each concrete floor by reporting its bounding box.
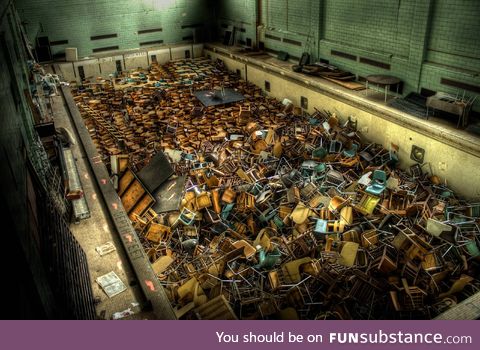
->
[48,77,154,319]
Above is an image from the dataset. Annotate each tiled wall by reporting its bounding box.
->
[420,0,480,101]
[260,0,320,60]
[16,0,213,58]
[15,0,480,110]
[215,0,257,47]
[216,0,480,111]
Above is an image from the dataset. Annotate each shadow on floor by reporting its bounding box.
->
[387,93,480,137]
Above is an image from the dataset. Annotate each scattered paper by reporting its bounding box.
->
[95,241,116,256]
[112,308,134,320]
[96,271,126,298]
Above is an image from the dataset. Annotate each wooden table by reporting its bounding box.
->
[365,75,401,103]
[426,92,469,128]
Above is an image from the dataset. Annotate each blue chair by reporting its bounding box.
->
[365,170,387,196]
[249,182,263,195]
[314,219,328,235]
[254,247,281,270]
[342,144,358,158]
[258,207,276,223]
[272,215,285,229]
[221,203,235,220]
[309,118,320,125]
[314,162,327,174]
[313,163,327,182]
[177,208,196,226]
[312,147,327,159]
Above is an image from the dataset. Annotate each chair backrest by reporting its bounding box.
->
[373,169,386,183]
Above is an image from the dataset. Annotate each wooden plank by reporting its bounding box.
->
[324,77,366,90]
[129,193,155,220]
[194,295,238,320]
[118,157,129,174]
[118,169,135,196]
[145,222,172,243]
[151,255,174,275]
[121,180,146,213]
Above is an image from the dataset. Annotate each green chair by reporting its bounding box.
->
[254,246,281,270]
[342,143,358,158]
[312,147,327,159]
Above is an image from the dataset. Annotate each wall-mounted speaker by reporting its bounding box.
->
[65,48,78,62]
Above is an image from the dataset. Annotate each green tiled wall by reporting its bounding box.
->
[323,0,412,56]
[215,0,257,47]
[15,0,213,58]
[16,0,480,110]
[216,0,480,111]
[421,0,480,102]
[261,0,320,60]
[318,1,431,95]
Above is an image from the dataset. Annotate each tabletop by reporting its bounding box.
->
[366,74,401,85]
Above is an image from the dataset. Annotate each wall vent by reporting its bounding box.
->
[50,39,68,46]
[92,45,119,53]
[331,50,356,61]
[138,28,163,35]
[359,57,390,70]
[265,80,271,91]
[91,33,117,41]
[283,38,302,47]
[139,40,164,46]
[181,23,203,29]
[441,78,480,93]
[301,96,308,109]
[265,34,281,41]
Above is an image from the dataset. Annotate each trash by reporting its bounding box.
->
[112,308,135,320]
[95,241,116,256]
[96,271,127,298]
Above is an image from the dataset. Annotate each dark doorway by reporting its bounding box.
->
[115,59,122,73]
[35,36,52,62]
[78,66,85,81]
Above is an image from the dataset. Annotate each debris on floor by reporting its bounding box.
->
[96,271,127,298]
[112,307,135,320]
[95,241,117,256]
[73,58,480,320]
